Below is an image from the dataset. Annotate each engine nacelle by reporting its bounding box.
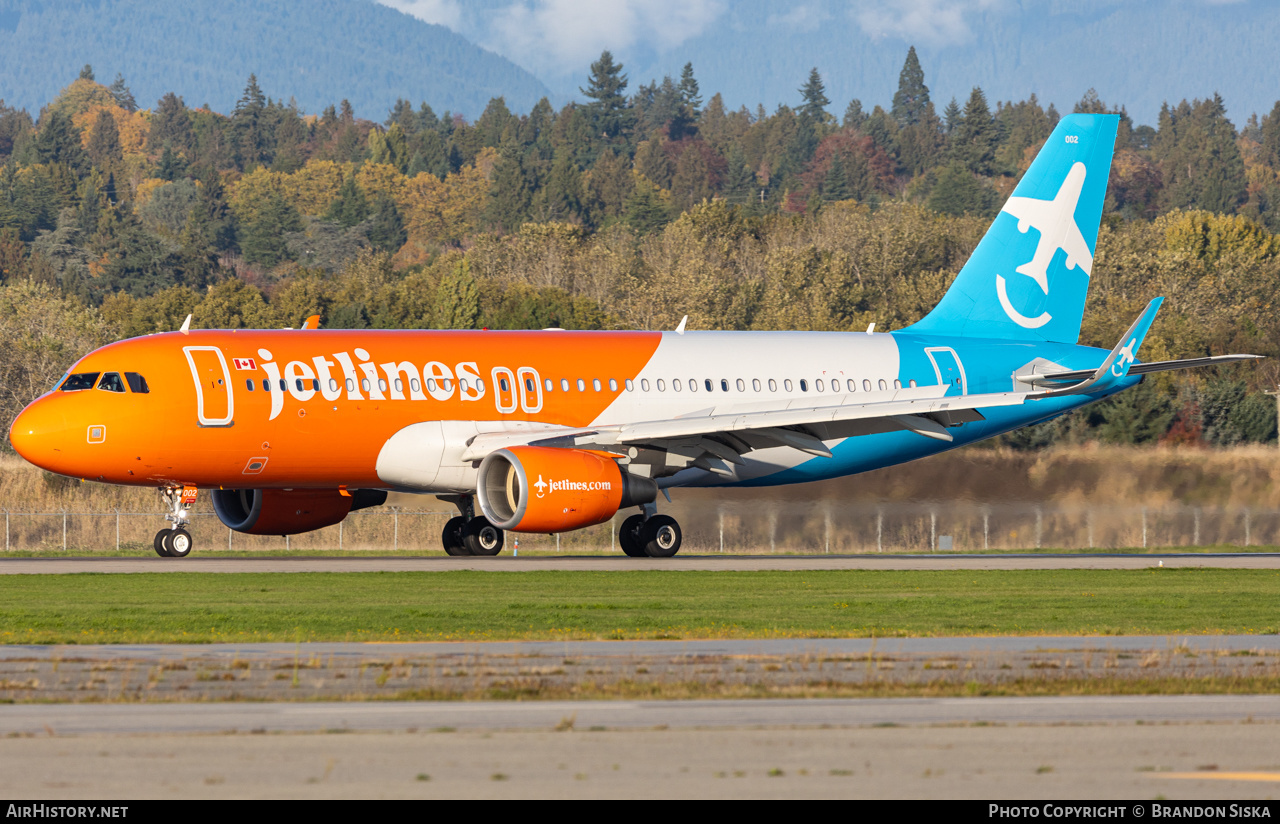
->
[212,488,388,536]
[477,447,657,533]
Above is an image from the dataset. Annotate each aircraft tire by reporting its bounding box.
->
[163,528,192,558]
[153,529,171,558]
[442,517,470,556]
[619,514,647,557]
[641,515,682,558]
[463,517,504,556]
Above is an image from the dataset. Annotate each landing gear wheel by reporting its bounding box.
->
[463,518,504,556]
[153,529,171,558]
[619,514,647,557]
[641,515,682,558]
[442,516,470,556]
[163,528,192,558]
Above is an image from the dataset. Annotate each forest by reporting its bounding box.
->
[1,50,1278,451]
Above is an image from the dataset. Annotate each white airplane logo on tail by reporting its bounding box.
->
[996,160,1094,329]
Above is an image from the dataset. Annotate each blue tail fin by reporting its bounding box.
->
[907,113,1119,344]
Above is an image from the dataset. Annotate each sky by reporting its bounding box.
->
[377,0,1273,125]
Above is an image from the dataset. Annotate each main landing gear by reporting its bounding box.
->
[153,485,195,558]
[618,505,683,558]
[439,494,504,556]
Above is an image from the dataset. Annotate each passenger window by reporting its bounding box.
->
[879,379,888,390]
[426,379,436,392]
[246,380,255,391]
[689,379,697,392]
[609,378,618,391]
[60,373,100,391]
[500,378,510,393]
[545,378,554,392]
[263,379,271,391]
[577,379,585,392]
[410,378,420,393]
[526,378,536,393]
[672,379,681,392]
[640,379,650,391]
[894,379,902,389]
[98,372,126,393]
[909,379,917,388]
[815,379,824,392]
[768,379,777,392]
[593,379,602,392]
[562,379,570,392]
[735,379,743,392]
[799,379,808,392]
[279,379,287,391]
[295,379,305,392]
[313,379,321,391]
[655,379,664,392]
[461,379,470,392]
[784,380,793,392]
[751,379,760,392]
[362,378,371,392]
[347,378,355,392]
[705,379,714,392]
[848,379,856,392]
[124,372,149,393]
[863,379,872,391]
[625,379,634,391]
[331,379,340,393]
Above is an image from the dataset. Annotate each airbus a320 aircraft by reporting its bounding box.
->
[7,114,1261,558]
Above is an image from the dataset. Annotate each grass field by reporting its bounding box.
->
[2,569,1278,644]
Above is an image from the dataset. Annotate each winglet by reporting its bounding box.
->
[179,314,192,335]
[675,316,688,335]
[302,315,321,330]
[1030,297,1163,399]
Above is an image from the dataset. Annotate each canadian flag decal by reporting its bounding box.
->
[233,358,257,371]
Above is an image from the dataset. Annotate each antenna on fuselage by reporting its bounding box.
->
[179,314,192,335]
[866,323,876,334]
[675,316,688,335]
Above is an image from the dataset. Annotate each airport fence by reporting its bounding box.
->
[2,502,1279,553]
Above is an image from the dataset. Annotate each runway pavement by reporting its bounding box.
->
[6,695,1280,735]
[3,552,1279,573]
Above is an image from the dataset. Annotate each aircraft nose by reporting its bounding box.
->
[8,400,66,470]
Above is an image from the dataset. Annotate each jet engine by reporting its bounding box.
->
[212,488,388,536]
[476,446,657,533]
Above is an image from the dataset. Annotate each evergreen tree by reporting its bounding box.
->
[486,139,534,230]
[367,197,407,253]
[624,177,672,234]
[86,110,122,170]
[722,144,757,206]
[147,92,194,154]
[891,46,930,127]
[823,154,852,202]
[843,99,867,130]
[1154,95,1247,214]
[33,111,87,173]
[108,73,137,113]
[798,68,830,122]
[240,191,302,267]
[670,144,713,212]
[950,87,997,176]
[942,97,962,134]
[79,65,94,82]
[679,63,702,118]
[926,162,996,217]
[581,51,633,143]
[539,151,583,221]
[324,174,370,228]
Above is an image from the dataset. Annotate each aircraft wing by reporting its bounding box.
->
[459,387,1034,477]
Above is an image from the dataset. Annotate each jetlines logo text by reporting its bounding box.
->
[547,479,612,493]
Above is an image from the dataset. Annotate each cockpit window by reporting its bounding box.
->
[124,372,149,394]
[97,372,126,393]
[60,373,100,391]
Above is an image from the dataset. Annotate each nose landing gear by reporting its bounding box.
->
[154,485,196,558]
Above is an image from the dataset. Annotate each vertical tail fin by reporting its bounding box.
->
[906,113,1119,344]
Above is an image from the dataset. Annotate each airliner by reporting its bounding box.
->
[6,114,1261,558]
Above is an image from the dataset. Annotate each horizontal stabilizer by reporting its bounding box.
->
[1020,354,1266,386]
[1028,298,1162,399]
